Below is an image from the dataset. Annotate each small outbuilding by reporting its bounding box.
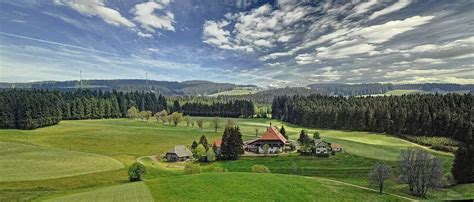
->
[315,141,329,154]
[165,145,193,162]
[331,144,342,152]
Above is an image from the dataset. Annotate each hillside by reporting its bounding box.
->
[2,118,472,201]
[0,79,257,96]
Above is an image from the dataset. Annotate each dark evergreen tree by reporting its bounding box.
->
[451,143,474,184]
[191,140,198,150]
[199,135,209,150]
[220,126,244,160]
[298,130,310,145]
[172,100,182,113]
[279,125,288,139]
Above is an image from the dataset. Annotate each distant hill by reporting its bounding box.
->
[307,83,473,96]
[0,79,257,96]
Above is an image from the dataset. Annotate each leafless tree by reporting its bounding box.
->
[369,162,392,194]
[211,117,220,133]
[196,118,204,131]
[399,149,443,197]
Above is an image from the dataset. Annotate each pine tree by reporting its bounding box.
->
[279,125,288,139]
[220,126,244,160]
[298,130,310,145]
[199,135,209,150]
[172,100,182,113]
[451,143,474,184]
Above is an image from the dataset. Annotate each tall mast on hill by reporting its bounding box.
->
[80,70,83,86]
[145,72,149,92]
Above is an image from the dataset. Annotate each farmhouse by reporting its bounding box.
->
[245,126,287,153]
[315,141,329,154]
[165,145,193,162]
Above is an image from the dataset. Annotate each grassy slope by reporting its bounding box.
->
[385,90,425,95]
[0,118,469,201]
[0,119,222,160]
[0,142,123,182]
[146,172,406,201]
[0,169,128,201]
[44,182,153,202]
[208,89,259,97]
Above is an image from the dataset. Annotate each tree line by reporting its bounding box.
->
[272,94,473,142]
[181,100,255,118]
[0,89,167,129]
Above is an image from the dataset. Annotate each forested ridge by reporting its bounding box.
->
[0,79,257,96]
[0,89,167,129]
[0,89,255,129]
[272,94,473,142]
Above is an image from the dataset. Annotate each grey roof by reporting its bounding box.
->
[166,145,193,158]
[313,139,322,145]
[316,141,329,148]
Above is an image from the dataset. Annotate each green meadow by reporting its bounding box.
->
[0,142,123,182]
[0,118,472,201]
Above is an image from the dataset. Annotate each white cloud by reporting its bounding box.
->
[202,20,253,52]
[53,0,134,27]
[303,15,434,62]
[353,0,378,15]
[413,58,445,64]
[202,2,317,52]
[409,36,474,53]
[369,0,412,20]
[138,32,153,38]
[384,67,472,79]
[295,53,320,65]
[132,1,175,32]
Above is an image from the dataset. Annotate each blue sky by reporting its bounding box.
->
[0,0,473,87]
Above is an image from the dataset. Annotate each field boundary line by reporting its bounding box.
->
[306,176,417,201]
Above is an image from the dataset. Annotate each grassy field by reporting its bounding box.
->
[145,172,407,201]
[0,142,123,182]
[0,117,471,201]
[208,89,259,96]
[45,182,153,202]
[385,90,425,95]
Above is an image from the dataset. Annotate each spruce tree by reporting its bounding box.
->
[199,135,209,150]
[279,125,288,139]
[451,143,474,184]
[220,126,244,160]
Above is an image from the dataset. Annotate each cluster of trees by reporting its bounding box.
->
[273,94,473,185]
[370,149,444,197]
[272,94,473,142]
[181,100,255,118]
[191,135,216,162]
[0,90,62,129]
[190,125,244,162]
[0,89,167,129]
[220,126,244,160]
[218,87,322,104]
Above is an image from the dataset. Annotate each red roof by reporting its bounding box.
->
[259,126,287,143]
[331,144,342,149]
[212,139,222,147]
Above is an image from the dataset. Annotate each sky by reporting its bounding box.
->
[0,0,473,87]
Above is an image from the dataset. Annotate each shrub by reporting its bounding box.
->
[213,167,226,172]
[184,164,202,174]
[251,165,271,173]
[128,162,147,182]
